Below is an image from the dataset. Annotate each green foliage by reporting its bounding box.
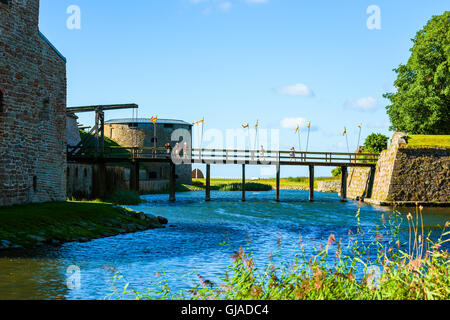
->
[384,12,450,134]
[103,190,143,205]
[219,183,272,192]
[79,130,131,157]
[331,167,342,177]
[364,133,389,153]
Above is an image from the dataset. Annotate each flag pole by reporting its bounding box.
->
[344,127,350,153]
[357,124,362,151]
[254,120,259,150]
[306,123,311,153]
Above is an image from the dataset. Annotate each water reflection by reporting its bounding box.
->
[0,191,448,300]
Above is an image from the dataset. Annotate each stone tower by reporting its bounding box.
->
[0,0,67,206]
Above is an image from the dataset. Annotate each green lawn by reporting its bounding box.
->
[407,135,450,149]
[189,177,339,190]
[0,201,163,248]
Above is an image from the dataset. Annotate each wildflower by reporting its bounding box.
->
[328,234,336,246]
[444,221,450,229]
[376,234,383,242]
[406,213,413,220]
[155,272,161,277]
[268,253,273,261]
[380,214,386,223]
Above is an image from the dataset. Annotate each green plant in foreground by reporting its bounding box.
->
[107,206,449,300]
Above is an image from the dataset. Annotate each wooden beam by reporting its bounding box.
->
[242,164,246,202]
[276,164,280,202]
[206,164,211,202]
[67,104,138,114]
[340,166,348,202]
[309,165,314,202]
[169,162,176,202]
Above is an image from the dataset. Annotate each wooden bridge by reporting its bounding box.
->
[68,146,379,203]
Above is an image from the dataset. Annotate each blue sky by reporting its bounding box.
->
[39,0,449,178]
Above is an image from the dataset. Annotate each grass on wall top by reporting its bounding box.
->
[407,135,450,149]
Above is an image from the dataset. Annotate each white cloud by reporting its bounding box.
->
[280,117,308,129]
[344,97,379,111]
[218,1,232,12]
[278,83,314,97]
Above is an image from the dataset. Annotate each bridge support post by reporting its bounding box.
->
[340,166,348,202]
[276,164,280,202]
[206,164,211,202]
[169,161,176,202]
[130,161,140,193]
[365,166,376,199]
[309,165,314,202]
[242,164,246,202]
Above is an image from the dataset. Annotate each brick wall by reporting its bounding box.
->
[0,0,67,206]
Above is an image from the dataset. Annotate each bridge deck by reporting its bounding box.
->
[68,147,378,168]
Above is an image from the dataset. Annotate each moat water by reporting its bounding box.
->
[0,190,448,300]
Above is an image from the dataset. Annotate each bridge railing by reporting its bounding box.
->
[190,149,379,165]
[68,146,379,166]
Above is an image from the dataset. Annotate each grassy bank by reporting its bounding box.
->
[186,177,339,191]
[0,201,165,250]
[407,135,450,149]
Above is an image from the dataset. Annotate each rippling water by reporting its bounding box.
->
[0,191,448,300]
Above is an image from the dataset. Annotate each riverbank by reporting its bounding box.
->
[0,201,167,251]
[182,177,340,192]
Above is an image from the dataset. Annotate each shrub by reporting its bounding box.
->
[103,190,142,205]
[364,133,389,153]
[331,167,342,177]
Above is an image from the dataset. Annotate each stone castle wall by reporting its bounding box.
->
[346,167,372,200]
[0,0,67,206]
[104,122,192,184]
[378,148,449,202]
[347,132,449,204]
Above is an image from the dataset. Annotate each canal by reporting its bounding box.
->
[0,190,448,300]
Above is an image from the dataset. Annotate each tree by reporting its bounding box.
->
[364,133,389,153]
[331,167,342,177]
[384,12,450,134]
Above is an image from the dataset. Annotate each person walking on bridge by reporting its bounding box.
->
[259,145,266,162]
[290,147,296,162]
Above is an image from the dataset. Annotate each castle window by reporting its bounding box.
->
[33,176,37,193]
[164,124,174,129]
[0,90,3,113]
[151,137,158,143]
[148,172,157,179]
[0,0,10,5]
[41,97,50,121]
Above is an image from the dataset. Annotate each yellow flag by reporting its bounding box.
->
[193,118,204,125]
[343,128,347,136]
[307,122,311,129]
[255,121,259,129]
[242,123,249,129]
[295,125,300,134]
[150,116,157,124]
[358,124,362,129]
